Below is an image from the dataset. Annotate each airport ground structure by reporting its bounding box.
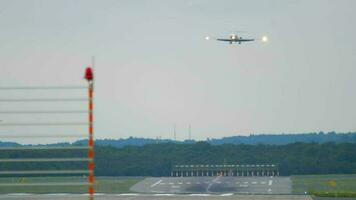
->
[171,164,279,177]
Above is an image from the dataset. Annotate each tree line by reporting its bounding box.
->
[0,142,355,176]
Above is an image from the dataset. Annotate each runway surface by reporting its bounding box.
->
[0,194,312,200]
[131,176,291,194]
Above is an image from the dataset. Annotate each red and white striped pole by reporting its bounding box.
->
[85,67,95,200]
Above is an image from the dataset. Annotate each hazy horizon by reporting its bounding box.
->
[1,0,356,143]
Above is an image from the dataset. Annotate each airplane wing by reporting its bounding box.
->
[239,39,255,42]
[216,38,233,42]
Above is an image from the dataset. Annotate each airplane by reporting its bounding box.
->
[206,33,268,44]
[217,33,254,44]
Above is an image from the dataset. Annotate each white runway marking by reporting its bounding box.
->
[252,181,257,184]
[261,181,266,184]
[268,188,272,193]
[189,194,211,196]
[220,193,234,196]
[168,182,174,185]
[118,193,138,196]
[150,179,162,187]
[206,176,221,193]
[239,184,248,187]
[186,182,191,184]
[154,194,174,196]
[46,193,70,196]
[268,180,273,186]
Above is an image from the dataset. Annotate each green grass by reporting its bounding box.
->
[312,191,356,198]
[0,176,143,194]
[292,174,356,196]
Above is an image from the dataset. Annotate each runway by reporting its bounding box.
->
[0,176,298,199]
[0,194,312,200]
[131,176,291,194]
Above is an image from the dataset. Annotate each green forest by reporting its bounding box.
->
[0,142,356,177]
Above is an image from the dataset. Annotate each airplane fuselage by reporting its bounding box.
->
[216,34,255,44]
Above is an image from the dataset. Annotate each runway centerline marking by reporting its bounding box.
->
[150,179,162,187]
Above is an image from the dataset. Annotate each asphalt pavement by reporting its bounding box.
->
[130,176,291,194]
[0,194,312,200]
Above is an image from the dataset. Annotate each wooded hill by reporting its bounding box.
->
[0,142,355,176]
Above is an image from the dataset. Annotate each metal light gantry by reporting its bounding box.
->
[0,67,95,199]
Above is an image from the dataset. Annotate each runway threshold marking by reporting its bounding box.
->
[150,179,162,187]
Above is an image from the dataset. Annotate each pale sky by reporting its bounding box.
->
[0,0,356,143]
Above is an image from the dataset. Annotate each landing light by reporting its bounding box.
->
[205,36,210,40]
[262,36,268,42]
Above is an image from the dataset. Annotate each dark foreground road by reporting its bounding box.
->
[131,176,291,194]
